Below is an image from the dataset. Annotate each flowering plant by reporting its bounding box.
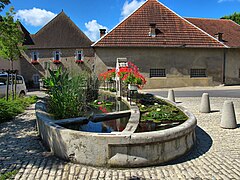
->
[98,62,146,88]
[118,62,146,88]
[31,60,39,65]
[53,60,61,64]
[75,60,84,64]
[99,68,116,82]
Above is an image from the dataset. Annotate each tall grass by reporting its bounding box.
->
[0,96,37,123]
[44,68,99,119]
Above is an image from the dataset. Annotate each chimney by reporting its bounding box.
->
[149,23,156,37]
[100,29,106,38]
[215,32,223,42]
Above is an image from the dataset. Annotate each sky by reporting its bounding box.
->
[0,0,240,41]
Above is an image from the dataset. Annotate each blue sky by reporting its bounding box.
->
[0,0,239,41]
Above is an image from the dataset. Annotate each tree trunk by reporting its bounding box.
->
[6,70,9,101]
[10,59,14,100]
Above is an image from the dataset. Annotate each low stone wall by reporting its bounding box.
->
[144,76,213,89]
[35,95,197,167]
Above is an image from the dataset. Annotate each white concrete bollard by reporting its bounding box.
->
[200,93,211,113]
[168,89,175,102]
[220,101,237,129]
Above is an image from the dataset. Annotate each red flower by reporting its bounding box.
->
[99,62,147,88]
[31,60,39,65]
[75,60,84,64]
[119,62,146,88]
[53,60,61,64]
[99,106,108,113]
[99,68,116,81]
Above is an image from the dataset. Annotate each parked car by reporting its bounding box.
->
[0,73,27,98]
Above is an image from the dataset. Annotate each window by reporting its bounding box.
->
[0,75,7,85]
[16,76,23,84]
[32,74,40,85]
[150,69,166,77]
[75,50,83,60]
[31,52,39,61]
[190,69,207,78]
[0,75,23,84]
[54,51,61,61]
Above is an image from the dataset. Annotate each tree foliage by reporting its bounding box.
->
[221,12,240,25]
[0,7,24,63]
[0,0,10,11]
[0,7,25,101]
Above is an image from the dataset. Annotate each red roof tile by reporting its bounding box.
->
[93,0,225,48]
[186,18,240,48]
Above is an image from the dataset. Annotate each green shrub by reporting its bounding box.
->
[44,68,99,119]
[0,170,18,180]
[0,96,37,123]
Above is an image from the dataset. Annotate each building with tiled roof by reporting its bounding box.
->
[186,18,240,48]
[93,0,225,48]
[93,0,240,88]
[1,0,240,88]
[1,11,94,88]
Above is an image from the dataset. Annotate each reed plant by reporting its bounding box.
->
[44,68,99,119]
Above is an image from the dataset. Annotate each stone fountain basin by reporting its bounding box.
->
[35,95,197,168]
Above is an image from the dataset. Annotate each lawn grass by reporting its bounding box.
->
[0,96,37,123]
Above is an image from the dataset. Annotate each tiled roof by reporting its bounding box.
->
[0,17,34,45]
[93,0,225,48]
[186,18,240,48]
[27,11,93,49]
[19,23,34,45]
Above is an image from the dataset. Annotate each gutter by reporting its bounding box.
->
[222,48,227,84]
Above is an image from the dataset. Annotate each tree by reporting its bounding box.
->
[221,12,240,25]
[0,7,24,100]
[0,0,10,11]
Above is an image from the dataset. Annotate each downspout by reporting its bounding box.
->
[222,48,227,85]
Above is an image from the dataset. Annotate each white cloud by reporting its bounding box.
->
[121,0,145,19]
[15,8,57,27]
[218,0,240,2]
[84,20,108,41]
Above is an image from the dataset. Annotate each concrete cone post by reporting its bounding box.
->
[168,89,175,102]
[220,101,237,129]
[200,93,211,113]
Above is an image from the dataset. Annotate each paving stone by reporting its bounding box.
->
[0,98,240,179]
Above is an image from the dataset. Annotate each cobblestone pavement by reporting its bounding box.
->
[0,97,240,180]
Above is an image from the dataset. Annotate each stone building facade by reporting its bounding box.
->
[93,0,240,88]
[1,0,240,89]
[0,11,94,88]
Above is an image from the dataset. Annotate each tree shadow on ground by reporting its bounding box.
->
[165,126,213,165]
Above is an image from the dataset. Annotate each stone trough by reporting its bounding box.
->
[35,94,197,167]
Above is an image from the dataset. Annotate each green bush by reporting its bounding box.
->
[44,67,99,119]
[0,170,18,180]
[0,96,37,123]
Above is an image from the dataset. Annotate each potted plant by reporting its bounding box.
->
[118,62,146,90]
[98,68,116,82]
